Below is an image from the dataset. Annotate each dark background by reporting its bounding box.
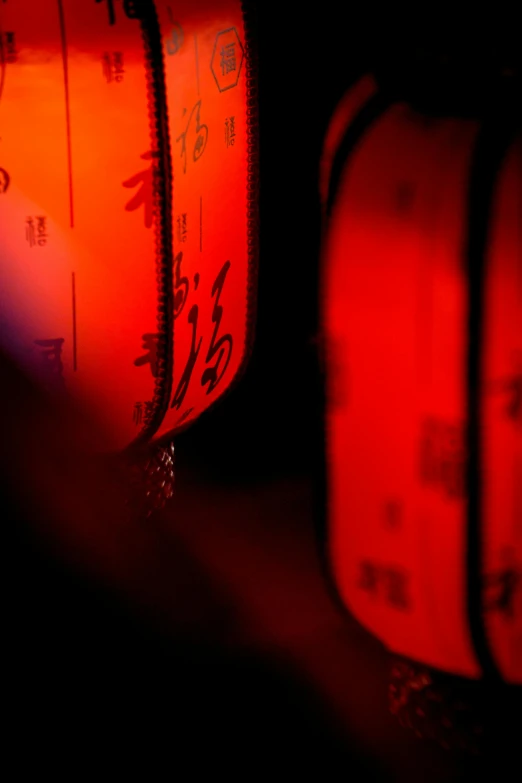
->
[178,0,522,482]
[5,2,521,779]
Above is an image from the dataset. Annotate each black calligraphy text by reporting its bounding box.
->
[176,101,208,174]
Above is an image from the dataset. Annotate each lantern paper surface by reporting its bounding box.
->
[321,77,521,683]
[0,0,257,451]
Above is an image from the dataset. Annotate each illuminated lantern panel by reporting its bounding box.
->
[0,0,257,452]
[321,77,521,684]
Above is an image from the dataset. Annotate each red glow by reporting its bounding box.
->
[0,0,255,451]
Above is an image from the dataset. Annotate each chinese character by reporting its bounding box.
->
[102,52,112,83]
[113,51,125,82]
[211,30,244,92]
[122,0,141,19]
[134,333,160,377]
[498,358,522,424]
[133,400,155,427]
[176,101,208,174]
[102,51,125,83]
[220,42,236,75]
[26,216,48,247]
[36,216,48,246]
[176,213,187,243]
[384,500,402,530]
[201,261,233,394]
[171,305,202,410]
[507,372,522,423]
[0,168,10,194]
[123,151,157,229]
[3,32,18,64]
[225,116,236,147]
[95,0,116,26]
[487,355,522,425]
[384,567,411,610]
[420,418,466,499]
[165,7,184,56]
[485,569,521,619]
[173,251,189,320]
[358,560,379,593]
[440,423,465,497]
[194,134,205,159]
[34,338,65,387]
[484,548,521,620]
[25,217,36,248]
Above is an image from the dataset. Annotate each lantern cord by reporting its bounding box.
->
[389,657,485,754]
[124,440,176,519]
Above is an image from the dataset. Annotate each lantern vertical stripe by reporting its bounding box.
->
[234,1,259,386]
[480,131,522,684]
[465,117,519,680]
[128,0,175,448]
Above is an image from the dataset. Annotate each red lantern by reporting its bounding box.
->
[321,76,521,687]
[0,0,258,458]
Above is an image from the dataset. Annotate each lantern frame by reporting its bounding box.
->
[123,0,260,455]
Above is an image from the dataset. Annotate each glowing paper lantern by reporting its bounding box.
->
[0,0,258,454]
[321,76,521,686]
